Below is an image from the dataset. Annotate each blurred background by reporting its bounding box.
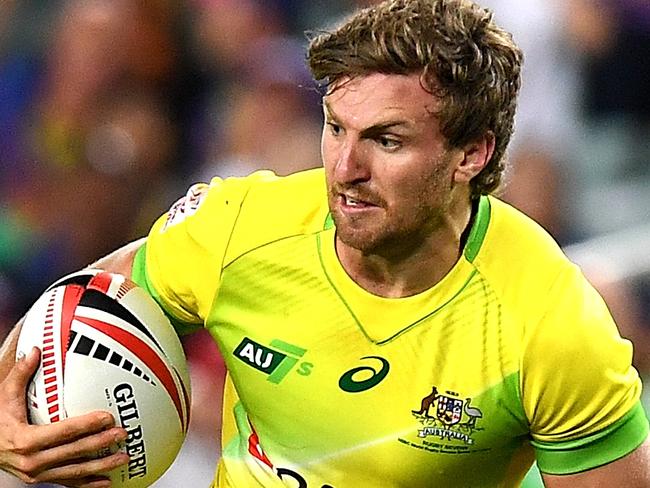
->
[0,0,648,486]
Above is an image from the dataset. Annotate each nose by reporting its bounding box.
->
[333,138,370,185]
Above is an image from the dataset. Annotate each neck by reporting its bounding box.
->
[336,197,475,298]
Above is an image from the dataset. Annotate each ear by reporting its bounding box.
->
[453,132,495,184]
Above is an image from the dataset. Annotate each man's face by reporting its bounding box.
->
[322,73,463,256]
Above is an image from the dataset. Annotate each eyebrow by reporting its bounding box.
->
[323,100,411,134]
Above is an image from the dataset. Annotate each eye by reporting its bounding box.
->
[377,135,401,149]
[327,122,342,136]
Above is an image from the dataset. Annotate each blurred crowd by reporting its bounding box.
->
[0,0,649,486]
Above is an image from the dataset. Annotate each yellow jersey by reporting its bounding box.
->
[132,168,648,487]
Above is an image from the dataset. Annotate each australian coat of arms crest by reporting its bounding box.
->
[412,386,483,444]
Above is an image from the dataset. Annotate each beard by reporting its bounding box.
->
[329,189,450,259]
[325,149,457,258]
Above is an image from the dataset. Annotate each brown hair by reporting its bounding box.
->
[308,0,522,197]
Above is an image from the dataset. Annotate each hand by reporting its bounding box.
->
[0,347,129,487]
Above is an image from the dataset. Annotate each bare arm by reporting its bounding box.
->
[0,238,145,487]
[542,438,650,487]
[88,237,146,277]
[0,238,145,386]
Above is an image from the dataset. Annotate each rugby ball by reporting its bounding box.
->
[15,269,191,487]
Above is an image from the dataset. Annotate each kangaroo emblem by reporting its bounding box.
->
[412,386,439,417]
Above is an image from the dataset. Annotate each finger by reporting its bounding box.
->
[60,478,112,488]
[63,477,113,488]
[31,426,128,472]
[3,427,127,485]
[25,411,120,451]
[7,468,113,488]
[35,450,129,485]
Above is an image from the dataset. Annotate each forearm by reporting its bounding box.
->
[0,240,146,485]
[0,237,144,383]
[88,237,145,278]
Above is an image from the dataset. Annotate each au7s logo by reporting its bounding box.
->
[234,337,313,383]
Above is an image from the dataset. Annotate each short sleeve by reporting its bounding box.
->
[520,264,648,474]
[137,174,265,332]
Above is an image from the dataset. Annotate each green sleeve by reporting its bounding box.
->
[533,401,649,474]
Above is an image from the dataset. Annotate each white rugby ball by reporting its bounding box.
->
[16,269,191,487]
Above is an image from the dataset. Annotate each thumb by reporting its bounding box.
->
[4,347,40,417]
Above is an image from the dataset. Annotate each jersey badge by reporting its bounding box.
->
[161,184,208,232]
[398,386,485,453]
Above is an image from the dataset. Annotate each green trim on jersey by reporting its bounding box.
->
[533,401,649,475]
[131,243,148,288]
[222,401,252,459]
[324,212,334,230]
[464,196,491,263]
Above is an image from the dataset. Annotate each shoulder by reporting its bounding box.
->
[140,168,329,323]
[473,197,631,358]
[472,196,574,306]
[230,167,327,217]
[151,168,329,256]
[469,196,615,352]
[219,168,330,264]
[166,168,328,234]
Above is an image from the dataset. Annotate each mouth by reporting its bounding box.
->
[343,195,365,207]
[338,193,380,210]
